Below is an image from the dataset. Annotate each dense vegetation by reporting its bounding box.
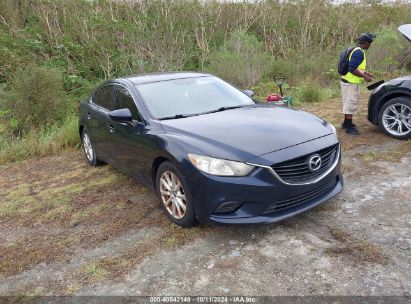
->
[0,0,410,164]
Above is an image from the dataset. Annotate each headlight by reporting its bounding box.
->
[188,154,254,176]
[329,123,337,136]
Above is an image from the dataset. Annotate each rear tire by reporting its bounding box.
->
[156,161,196,228]
[81,129,104,166]
[378,97,411,140]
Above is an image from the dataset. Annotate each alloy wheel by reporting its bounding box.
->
[159,171,187,219]
[82,132,94,162]
[382,103,411,136]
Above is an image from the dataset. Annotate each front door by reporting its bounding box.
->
[107,85,155,184]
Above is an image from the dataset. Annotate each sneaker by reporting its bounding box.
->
[341,122,357,129]
[345,126,360,135]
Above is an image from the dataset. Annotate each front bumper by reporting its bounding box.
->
[209,174,343,225]
[185,137,343,225]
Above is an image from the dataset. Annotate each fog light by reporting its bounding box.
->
[215,201,243,214]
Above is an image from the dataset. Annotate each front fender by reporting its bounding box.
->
[148,133,208,186]
[369,90,411,125]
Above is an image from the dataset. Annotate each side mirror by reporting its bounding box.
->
[243,90,255,98]
[109,108,133,122]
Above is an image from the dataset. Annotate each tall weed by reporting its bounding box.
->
[5,65,68,136]
[367,27,406,74]
[208,30,272,88]
[0,115,79,165]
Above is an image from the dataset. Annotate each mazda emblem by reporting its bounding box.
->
[308,154,322,171]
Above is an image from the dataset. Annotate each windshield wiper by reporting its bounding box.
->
[217,105,244,111]
[201,105,245,115]
[159,114,197,120]
[160,105,248,120]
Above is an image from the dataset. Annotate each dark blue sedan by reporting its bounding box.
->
[79,72,343,227]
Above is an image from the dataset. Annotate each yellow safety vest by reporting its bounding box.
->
[342,47,366,84]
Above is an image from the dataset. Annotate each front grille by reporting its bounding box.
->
[262,179,338,214]
[271,144,339,184]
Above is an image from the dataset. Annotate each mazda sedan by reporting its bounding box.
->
[79,72,343,227]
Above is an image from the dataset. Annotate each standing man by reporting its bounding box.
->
[340,32,376,135]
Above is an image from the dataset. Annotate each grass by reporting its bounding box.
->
[164,224,207,247]
[325,242,388,265]
[0,115,79,165]
[0,236,71,278]
[80,262,109,283]
[68,203,108,227]
[66,282,82,294]
[70,233,164,284]
[0,149,216,281]
[0,185,36,217]
[326,227,388,265]
[69,222,214,284]
[361,140,411,163]
[0,152,135,277]
[0,160,121,222]
[315,199,341,212]
[42,204,74,221]
[329,227,351,242]
[165,236,178,247]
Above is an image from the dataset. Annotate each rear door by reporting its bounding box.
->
[88,84,115,163]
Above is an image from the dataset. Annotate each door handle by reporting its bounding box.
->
[108,125,115,133]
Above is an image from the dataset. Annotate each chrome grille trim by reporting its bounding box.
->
[246,144,340,186]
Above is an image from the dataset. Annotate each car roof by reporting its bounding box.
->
[116,72,211,85]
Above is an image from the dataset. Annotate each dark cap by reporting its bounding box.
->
[358,32,376,43]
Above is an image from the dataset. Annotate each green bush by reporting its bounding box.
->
[6,65,68,135]
[296,83,323,104]
[269,58,296,81]
[367,27,404,73]
[207,30,272,88]
[0,84,17,137]
[252,81,278,100]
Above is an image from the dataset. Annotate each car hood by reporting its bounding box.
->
[384,75,411,87]
[398,24,411,42]
[159,104,333,162]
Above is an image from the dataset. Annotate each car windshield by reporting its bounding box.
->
[135,76,255,119]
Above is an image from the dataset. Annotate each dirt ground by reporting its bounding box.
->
[0,98,410,296]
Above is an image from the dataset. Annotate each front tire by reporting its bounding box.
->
[378,97,411,140]
[81,129,103,166]
[156,161,196,227]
